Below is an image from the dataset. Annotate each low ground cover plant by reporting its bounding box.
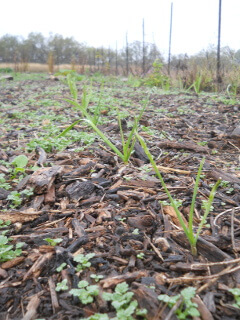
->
[143,60,170,90]
[158,287,200,319]
[0,222,24,262]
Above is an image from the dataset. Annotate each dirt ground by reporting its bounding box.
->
[0,74,240,320]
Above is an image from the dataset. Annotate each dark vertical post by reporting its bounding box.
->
[142,18,145,75]
[168,2,173,75]
[217,0,222,86]
[126,33,129,76]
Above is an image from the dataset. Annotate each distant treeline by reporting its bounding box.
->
[0,32,163,74]
[0,32,240,78]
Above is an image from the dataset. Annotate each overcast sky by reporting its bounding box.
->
[1,0,240,56]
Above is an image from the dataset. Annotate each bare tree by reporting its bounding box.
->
[217,0,222,85]
[168,2,173,75]
[142,19,145,74]
[126,33,129,76]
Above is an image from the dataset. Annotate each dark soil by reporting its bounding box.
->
[0,74,240,320]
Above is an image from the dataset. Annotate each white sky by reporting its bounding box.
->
[1,0,240,56]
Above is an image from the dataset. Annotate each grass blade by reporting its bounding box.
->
[85,119,125,161]
[188,158,205,233]
[194,179,221,244]
[57,119,82,138]
[136,132,190,238]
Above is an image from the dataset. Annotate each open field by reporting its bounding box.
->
[0,72,240,319]
[0,63,99,74]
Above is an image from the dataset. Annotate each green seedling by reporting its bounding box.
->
[7,191,22,207]
[59,74,148,164]
[0,234,22,262]
[10,154,29,179]
[0,220,11,229]
[74,252,95,271]
[158,287,200,319]
[132,229,139,235]
[136,133,221,256]
[116,217,127,222]
[90,274,104,282]
[102,282,147,320]
[56,263,67,272]
[144,60,170,90]
[219,180,230,188]
[70,280,99,304]
[82,314,110,320]
[7,188,34,208]
[227,83,238,99]
[0,174,11,190]
[160,199,183,209]
[56,279,69,292]
[197,141,208,146]
[44,238,63,246]
[137,252,145,260]
[187,73,202,94]
[11,154,28,168]
[229,288,240,308]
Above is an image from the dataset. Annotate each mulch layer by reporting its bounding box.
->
[0,75,240,320]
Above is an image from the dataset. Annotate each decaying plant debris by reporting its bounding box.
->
[0,73,240,320]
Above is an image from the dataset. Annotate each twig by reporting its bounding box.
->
[231,208,238,256]
[144,232,164,261]
[191,256,240,268]
[48,276,60,313]
[213,206,240,228]
[167,264,240,284]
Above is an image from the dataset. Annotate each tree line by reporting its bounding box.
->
[0,32,163,74]
[0,32,240,79]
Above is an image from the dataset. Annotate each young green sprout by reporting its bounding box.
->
[136,132,221,256]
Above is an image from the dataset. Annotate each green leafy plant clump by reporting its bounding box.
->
[158,287,200,319]
[7,188,34,208]
[102,282,147,320]
[143,60,170,90]
[229,288,240,309]
[70,280,99,304]
[74,252,95,271]
[59,73,148,164]
[0,234,23,262]
[0,67,13,73]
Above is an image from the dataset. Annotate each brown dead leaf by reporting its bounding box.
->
[163,205,188,227]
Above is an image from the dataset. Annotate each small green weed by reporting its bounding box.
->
[0,174,11,190]
[70,280,99,304]
[0,234,23,262]
[90,274,104,282]
[44,238,63,246]
[228,288,240,308]
[56,263,67,272]
[102,282,147,320]
[0,67,13,73]
[144,60,170,90]
[158,287,200,319]
[137,253,145,260]
[7,188,34,208]
[56,279,69,292]
[132,229,139,235]
[60,74,148,163]
[74,253,95,271]
[82,314,109,320]
[0,220,11,229]
[136,133,221,255]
